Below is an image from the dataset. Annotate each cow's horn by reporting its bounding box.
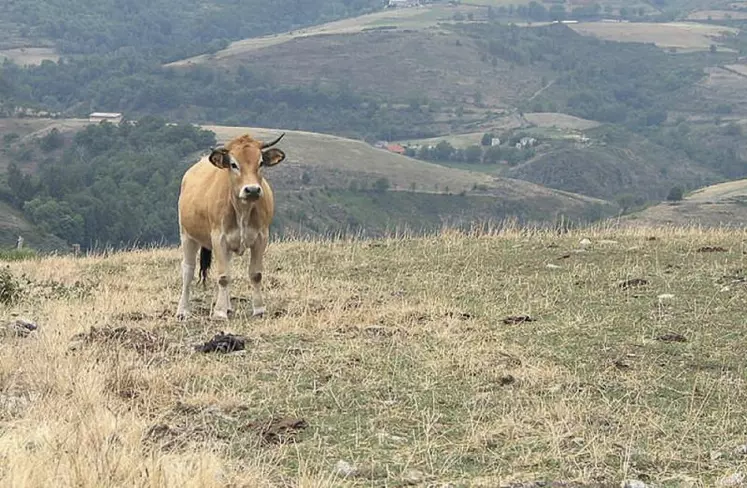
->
[261,132,285,149]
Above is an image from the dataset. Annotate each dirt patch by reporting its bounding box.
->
[697,246,727,253]
[194,332,247,353]
[69,326,170,354]
[243,417,308,444]
[619,278,648,289]
[445,311,473,320]
[657,332,687,343]
[502,315,535,325]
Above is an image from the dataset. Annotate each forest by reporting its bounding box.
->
[1,0,384,60]
[3,118,216,247]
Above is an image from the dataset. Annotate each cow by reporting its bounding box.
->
[175,132,286,321]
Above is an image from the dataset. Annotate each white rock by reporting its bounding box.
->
[546,263,561,269]
[334,460,357,478]
[718,472,745,487]
[657,294,675,303]
[621,480,648,488]
[579,238,592,247]
[735,444,747,456]
[403,469,425,485]
[721,286,731,293]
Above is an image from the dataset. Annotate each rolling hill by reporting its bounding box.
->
[191,124,619,235]
[506,131,721,202]
[622,178,747,227]
[0,118,618,249]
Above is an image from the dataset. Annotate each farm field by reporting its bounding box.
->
[164,5,479,68]
[0,47,58,66]
[568,21,738,50]
[2,226,747,486]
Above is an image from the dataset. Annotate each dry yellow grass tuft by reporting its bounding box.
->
[2,225,747,486]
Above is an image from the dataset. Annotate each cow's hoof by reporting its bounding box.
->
[252,307,266,317]
[175,311,190,321]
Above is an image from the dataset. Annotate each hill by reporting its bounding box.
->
[623,178,747,227]
[568,21,738,52]
[0,118,617,250]
[2,226,747,485]
[506,127,721,203]
[0,201,67,251]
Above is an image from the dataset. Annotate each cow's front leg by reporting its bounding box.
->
[211,235,232,320]
[249,234,267,317]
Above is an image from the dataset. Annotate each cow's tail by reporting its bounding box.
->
[198,247,212,286]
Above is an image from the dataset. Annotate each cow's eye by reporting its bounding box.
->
[230,161,239,170]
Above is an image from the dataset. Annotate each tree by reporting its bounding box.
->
[434,140,455,161]
[481,133,494,146]
[667,186,684,202]
[464,145,483,162]
[373,177,390,193]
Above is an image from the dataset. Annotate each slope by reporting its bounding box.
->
[506,128,720,202]
[203,125,617,235]
[622,178,747,228]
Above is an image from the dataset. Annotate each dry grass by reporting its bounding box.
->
[2,225,747,486]
[687,10,747,20]
[624,178,747,228]
[569,21,738,51]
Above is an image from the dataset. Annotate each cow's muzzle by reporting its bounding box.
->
[239,184,262,200]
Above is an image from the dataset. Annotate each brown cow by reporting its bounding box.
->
[175,132,286,320]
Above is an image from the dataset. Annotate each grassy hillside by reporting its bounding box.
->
[2,226,747,485]
[0,118,617,249]
[568,21,737,51]
[506,127,721,202]
[623,177,747,227]
[0,201,67,251]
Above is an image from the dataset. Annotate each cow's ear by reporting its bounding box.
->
[261,148,285,167]
[209,148,230,169]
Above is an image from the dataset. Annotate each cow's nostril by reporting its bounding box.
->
[242,185,262,198]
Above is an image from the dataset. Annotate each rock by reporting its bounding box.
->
[546,263,561,269]
[2,318,38,338]
[657,293,675,303]
[579,238,592,247]
[335,460,357,478]
[718,472,745,487]
[735,444,747,456]
[621,480,647,488]
[402,469,425,485]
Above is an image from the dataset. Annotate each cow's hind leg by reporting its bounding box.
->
[249,234,267,317]
[176,234,200,320]
[211,234,232,320]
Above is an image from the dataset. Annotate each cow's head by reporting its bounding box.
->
[209,133,286,202]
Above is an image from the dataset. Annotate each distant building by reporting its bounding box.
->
[387,0,420,7]
[385,143,407,155]
[490,137,501,147]
[515,137,537,149]
[89,112,123,124]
